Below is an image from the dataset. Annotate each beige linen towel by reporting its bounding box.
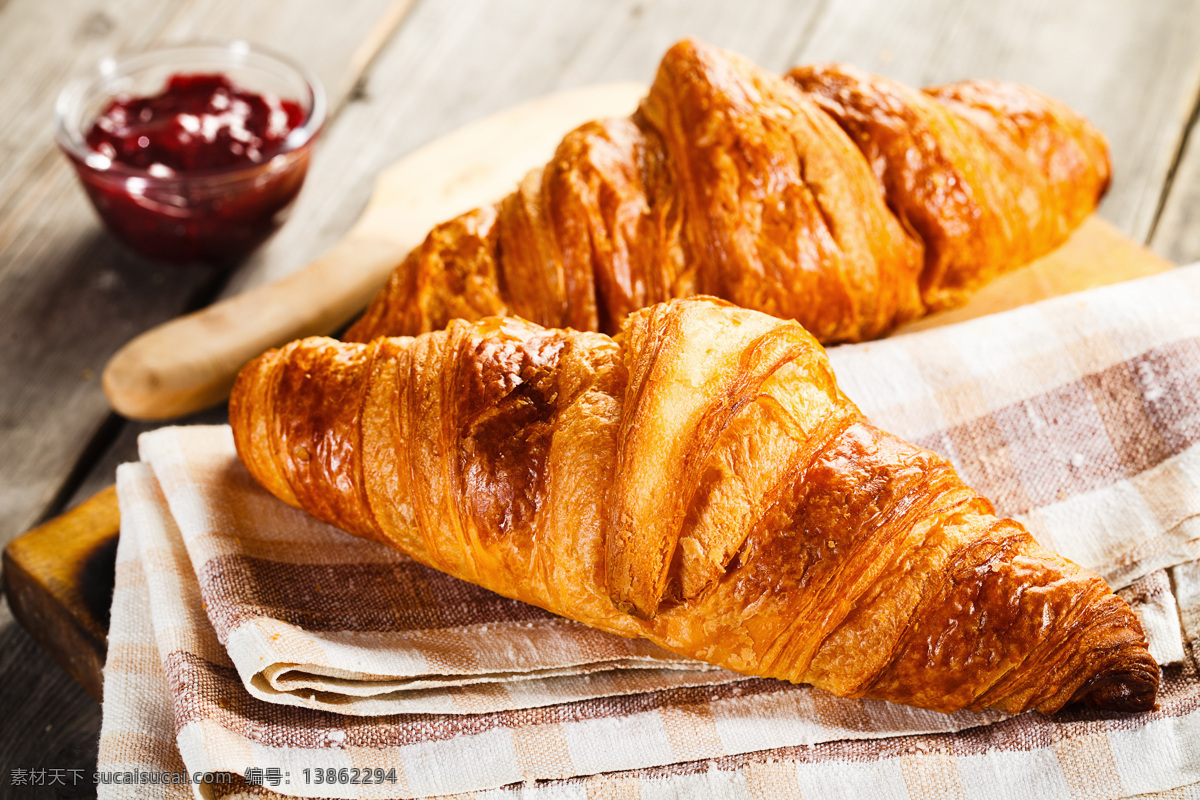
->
[98,501,1200,800]
[99,265,1200,798]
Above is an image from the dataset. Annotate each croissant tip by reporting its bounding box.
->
[1069,659,1160,713]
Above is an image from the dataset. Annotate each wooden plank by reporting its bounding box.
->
[796,0,1200,245]
[0,0,406,553]
[1149,95,1200,264]
[0,623,102,791]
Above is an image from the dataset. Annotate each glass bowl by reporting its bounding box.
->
[55,41,326,264]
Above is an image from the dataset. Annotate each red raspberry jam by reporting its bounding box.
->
[75,73,313,263]
[86,74,303,171]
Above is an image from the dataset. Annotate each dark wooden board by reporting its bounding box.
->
[3,487,118,701]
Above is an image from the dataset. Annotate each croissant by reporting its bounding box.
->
[232,297,1157,715]
[344,38,1109,346]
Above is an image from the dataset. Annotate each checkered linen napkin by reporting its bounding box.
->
[97,266,1200,799]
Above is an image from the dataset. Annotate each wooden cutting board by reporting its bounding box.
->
[2,82,1174,700]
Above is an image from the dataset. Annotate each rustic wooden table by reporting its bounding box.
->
[2,0,1200,795]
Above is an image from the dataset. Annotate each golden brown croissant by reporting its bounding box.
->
[232,297,1156,715]
[344,39,1109,346]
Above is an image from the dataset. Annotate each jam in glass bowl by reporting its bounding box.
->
[55,41,326,264]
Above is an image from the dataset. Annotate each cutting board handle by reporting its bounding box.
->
[102,234,402,420]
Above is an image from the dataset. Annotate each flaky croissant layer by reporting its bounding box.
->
[232,297,1156,715]
[345,38,1109,346]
